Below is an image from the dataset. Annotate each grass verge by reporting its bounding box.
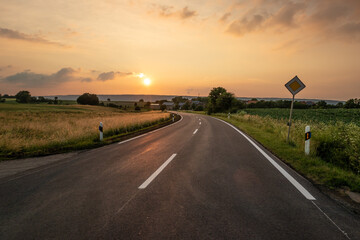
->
[0,115,179,160]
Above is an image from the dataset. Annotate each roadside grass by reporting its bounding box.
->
[213,112,360,193]
[0,103,170,160]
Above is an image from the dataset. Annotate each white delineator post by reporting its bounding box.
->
[305,125,311,155]
[172,114,175,122]
[228,112,230,119]
[99,122,103,141]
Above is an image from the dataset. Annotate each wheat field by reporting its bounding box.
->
[0,104,170,156]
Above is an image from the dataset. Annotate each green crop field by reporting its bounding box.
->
[243,108,360,125]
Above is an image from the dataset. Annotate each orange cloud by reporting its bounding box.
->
[0,28,66,47]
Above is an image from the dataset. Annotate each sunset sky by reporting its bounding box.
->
[0,0,359,100]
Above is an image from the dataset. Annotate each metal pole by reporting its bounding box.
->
[287,95,295,142]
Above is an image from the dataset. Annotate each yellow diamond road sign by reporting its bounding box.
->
[285,76,305,96]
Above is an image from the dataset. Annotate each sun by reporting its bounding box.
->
[143,78,151,86]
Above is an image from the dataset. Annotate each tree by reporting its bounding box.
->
[233,98,245,109]
[144,101,151,108]
[173,103,180,110]
[344,99,359,108]
[208,87,235,113]
[182,101,191,110]
[139,99,144,102]
[191,103,196,110]
[160,104,167,111]
[208,87,226,113]
[15,90,31,103]
[107,98,111,102]
[336,102,344,108]
[216,92,235,112]
[316,100,327,109]
[37,96,46,102]
[77,93,99,105]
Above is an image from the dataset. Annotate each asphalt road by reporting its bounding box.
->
[1,112,359,239]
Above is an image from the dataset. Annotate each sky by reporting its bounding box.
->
[0,0,359,100]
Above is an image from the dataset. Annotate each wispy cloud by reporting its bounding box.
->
[271,2,306,28]
[227,14,265,36]
[219,12,232,23]
[180,7,197,19]
[0,27,66,47]
[157,5,175,17]
[151,5,197,20]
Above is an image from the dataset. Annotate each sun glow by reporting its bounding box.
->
[144,78,151,86]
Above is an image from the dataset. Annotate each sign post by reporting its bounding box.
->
[305,126,311,155]
[285,76,306,142]
[99,122,103,141]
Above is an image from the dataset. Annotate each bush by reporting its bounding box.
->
[316,122,360,174]
[77,93,99,105]
[195,105,204,111]
[108,103,119,108]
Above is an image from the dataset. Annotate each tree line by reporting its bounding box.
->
[0,91,61,104]
[2,90,358,113]
[160,87,359,114]
[204,87,359,114]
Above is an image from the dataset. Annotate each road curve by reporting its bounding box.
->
[0,112,359,239]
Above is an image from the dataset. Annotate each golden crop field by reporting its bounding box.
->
[0,103,170,158]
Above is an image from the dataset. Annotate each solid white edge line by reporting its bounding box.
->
[193,129,198,134]
[118,114,183,145]
[214,118,316,201]
[138,153,177,189]
[311,201,350,239]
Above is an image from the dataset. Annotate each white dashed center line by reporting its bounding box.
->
[138,153,177,189]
